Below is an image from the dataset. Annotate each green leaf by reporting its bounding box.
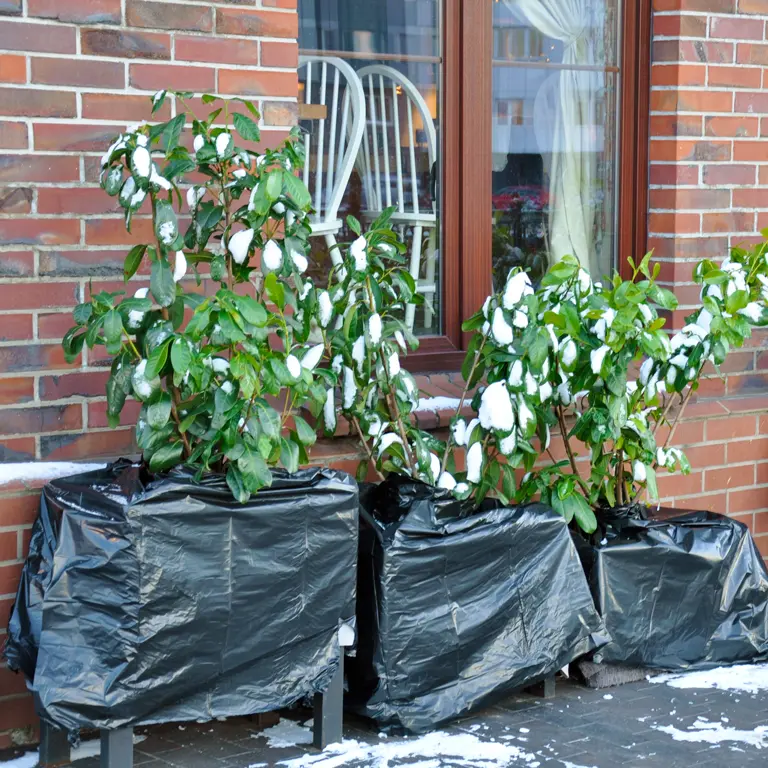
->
[62,327,86,363]
[154,199,178,247]
[235,295,268,327]
[170,336,191,373]
[124,244,147,281]
[282,171,311,210]
[73,302,93,326]
[210,253,227,282]
[346,215,361,236]
[233,112,261,142]
[280,437,300,473]
[150,258,176,307]
[265,169,283,201]
[238,446,272,491]
[726,289,749,315]
[149,441,184,472]
[270,357,294,385]
[293,414,317,447]
[226,465,249,503]
[645,464,659,501]
[257,402,280,440]
[151,89,167,114]
[147,391,172,429]
[103,309,124,353]
[104,165,123,196]
[264,272,285,310]
[161,113,186,153]
[201,93,216,104]
[569,493,598,534]
[144,338,170,379]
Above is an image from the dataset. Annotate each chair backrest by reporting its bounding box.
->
[298,55,366,227]
[356,64,438,218]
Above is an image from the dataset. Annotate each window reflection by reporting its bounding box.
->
[298,1,442,335]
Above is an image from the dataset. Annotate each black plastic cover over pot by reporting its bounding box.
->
[347,476,608,732]
[3,460,358,731]
[579,506,768,670]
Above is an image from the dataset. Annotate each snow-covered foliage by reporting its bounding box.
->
[66,90,321,502]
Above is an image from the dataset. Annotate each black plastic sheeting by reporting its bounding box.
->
[347,476,608,732]
[3,460,358,731]
[579,506,768,670]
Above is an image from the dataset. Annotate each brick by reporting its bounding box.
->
[0,493,36,525]
[649,188,731,209]
[39,370,110,400]
[0,377,33,405]
[0,404,82,436]
[81,28,170,60]
[38,187,121,215]
[734,188,768,207]
[0,121,26,148]
[31,56,124,89]
[261,41,298,68]
[28,0,121,24]
[684,442,727,466]
[650,139,731,161]
[649,164,699,185]
[174,34,259,66]
[707,413,757,440]
[705,115,758,137]
[216,8,298,37]
[38,311,78,339]
[652,64,705,86]
[219,69,298,97]
[40,428,137,460]
[654,0,735,9]
[0,53,24,84]
[0,87,75,118]
[34,122,122,152]
[654,39,734,63]
[0,20,76,53]
[89,398,141,427]
[82,92,171,121]
[648,212,700,233]
[0,154,79,183]
[735,91,768,114]
[646,235,729,260]
[39,249,125,275]
[129,62,215,92]
[0,666,29,697]
[755,510,768,534]
[0,282,78,310]
[0,562,22,595]
[730,486,768,513]
[733,141,768,161]
[702,211,754,232]
[709,65,762,88]
[0,251,32,276]
[703,163,756,184]
[0,219,80,246]
[263,101,297,126]
[126,0,213,31]
[737,42,768,64]
[657,470,704,497]
[650,89,733,112]
[0,186,31,214]
[263,0,296,6]
[0,0,21,15]
[650,114,702,137]
[85,216,154,245]
[653,13,707,36]
[0,437,35,460]
[710,16,764,39]
[0,530,16,561]
[729,437,768,463]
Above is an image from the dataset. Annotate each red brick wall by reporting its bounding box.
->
[649,0,768,549]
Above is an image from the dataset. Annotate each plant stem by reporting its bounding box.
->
[351,415,385,482]
[617,451,625,506]
[439,334,487,476]
[556,404,590,496]
[661,385,695,453]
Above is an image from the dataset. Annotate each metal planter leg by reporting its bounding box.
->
[313,653,344,750]
[100,728,133,768]
[39,721,70,767]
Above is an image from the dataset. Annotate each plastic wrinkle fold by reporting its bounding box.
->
[346,476,608,732]
[579,506,768,670]
[3,460,359,732]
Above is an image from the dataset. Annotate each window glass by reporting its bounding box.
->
[298,1,442,336]
[491,0,620,290]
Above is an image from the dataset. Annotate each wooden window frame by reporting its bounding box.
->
[298,0,651,373]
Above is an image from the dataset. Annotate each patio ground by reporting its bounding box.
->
[4,664,768,768]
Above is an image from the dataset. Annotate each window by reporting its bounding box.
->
[298,0,649,371]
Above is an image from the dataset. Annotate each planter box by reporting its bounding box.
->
[346,476,607,732]
[4,460,358,733]
[578,507,768,670]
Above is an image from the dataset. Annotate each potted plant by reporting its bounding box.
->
[460,242,768,671]
[4,92,358,743]
[321,212,606,732]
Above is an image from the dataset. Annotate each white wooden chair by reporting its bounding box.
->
[356,64,439,331]
[298,55,366,266]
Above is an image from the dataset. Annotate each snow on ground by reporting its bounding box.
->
[256,719,313,749]
[0,753,37,768]
[652,717,768,749]
[0,462,106,487]
[652,663,768,695]
[276,730,540,768]
[416,397,462,413]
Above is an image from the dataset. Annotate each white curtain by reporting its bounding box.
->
[504,0,599,273]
